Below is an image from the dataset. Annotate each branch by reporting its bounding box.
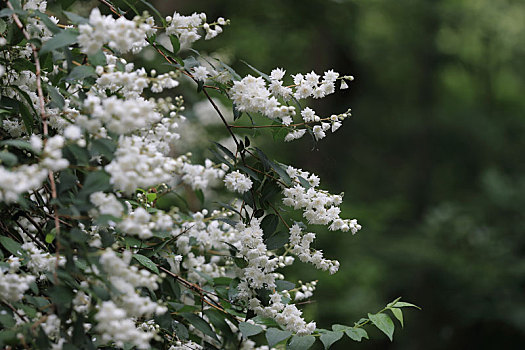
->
[8,2,61,282]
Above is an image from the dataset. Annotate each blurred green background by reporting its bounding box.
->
[154,0,525,348]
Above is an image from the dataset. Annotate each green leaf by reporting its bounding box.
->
[195,189,204,204]
[156,192,189,212]
[241,60,271,81]
[265,328,292,347]
[0,151,17,166]
[133,254,159,274]
[233,103,242,121]
[239,322,264,338]
[172,320,189,340]
[0,18,7,33]
[234,257,248,268]
[63,11,88,25]
[90,138,116,160]
[0,236,23,257]
[265,231,288,250]
[79,170,111,197]
[44,84,65,109]
[275,280,295,292]
[88,50,107,66]
[213,141,236,161]
[320,330,343,349]
[261,214,279,238]
[40,29,78,54]
[64,143,89,165]
[391,301,421,309]
[0,139,34,152]
[65,65,96,82]
[390,308,403,327]
[34,10,60,34]
[45,233,55,244]
[288,335,315,350]
[344,328,369,342]
[271,162,292,186]
[169,34,180,54]
[181,313,219,342]
[368,313,395,341]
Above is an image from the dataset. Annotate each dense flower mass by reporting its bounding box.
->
[78,8,156,55]
[0,1,416,349]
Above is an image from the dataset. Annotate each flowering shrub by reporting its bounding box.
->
[0,0,418,349]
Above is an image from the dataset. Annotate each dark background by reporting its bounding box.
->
[139,0,525,348]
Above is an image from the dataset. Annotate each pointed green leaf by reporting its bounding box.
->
[266,328,292,347]
[344,328,368,342]
[288,335,315,350]
[275,280,295,292]
[79,170,111,197]
[40,29,78,54]
[65,65,96,82]
[239,322,264,338]
[133,254,159,274]
[180,313,219,341]
[320,330,343,349]
[390,308,403,327]
[0,151,17,166]
[0,236,23,257]
[392,301,421,309]
[368,313,395,341]
[265,230,288,250]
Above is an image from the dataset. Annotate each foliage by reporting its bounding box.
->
[181,0,525,348]
[0,0,418,349]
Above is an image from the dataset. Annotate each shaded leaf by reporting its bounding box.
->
[320,330,343,349]
[66,65,96,82]
[392,301,421,309]
[344,328,369,342]
[265,328,292,347]
[0,151,17,166]
[368,313,395,341]
[288,335,315,350]
[390,308,403,327]
[133,254,159,274]
[40,29,78,54]
[275,280,295,292]
[0,236,23,257]
[265,231,288,250]
[238,322,264,338]
[181,313,219,341]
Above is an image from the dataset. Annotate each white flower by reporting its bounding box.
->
[64,125,82,140]
[193,66,209,81]
[284,129,306,142]
[300,107,316,123]
[340,80,349,89]
[270,68,286,81]
[312,125,326,140]
[90,192,123,218]
[224,171,252,193]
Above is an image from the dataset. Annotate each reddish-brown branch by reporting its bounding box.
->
[8,2,61,282]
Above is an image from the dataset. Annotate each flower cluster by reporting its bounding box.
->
[0,266,36,302]
[0,2,400,350]
[230,75,296,123]
[105,135,179,193]
[78,8,156,55]
[283,166,362,234]
[224,170,253,193]
[0,135,68,203]
[94,249,167,348]
[166,12,229,48]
